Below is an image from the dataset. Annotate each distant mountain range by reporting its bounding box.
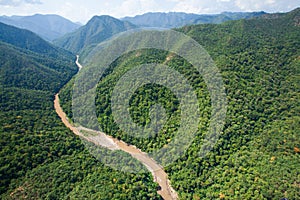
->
[53,11,267,55]
[0,14,81,41]
[0,11,266,47]
[53,15,137,54]
[122,11,267,28]
[0,10,280,58]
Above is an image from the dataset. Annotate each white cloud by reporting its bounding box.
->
[25,0,41,4]
[0,0,299,23]
[266,0,275,4]
[0,0,41,6]
[114,0,162,17]
[171,0,236,14]
[168,0,299,14]
[172,0,204,13]
[234,0,299,12]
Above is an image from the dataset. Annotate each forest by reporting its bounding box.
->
[0,23,160,199]
[0,7,299,200]
[59,8,300,199]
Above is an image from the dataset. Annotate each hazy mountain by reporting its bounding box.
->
[0,22,78,91]
[0,14,81,41]
[122,11,266,28]
[54,15,137,54]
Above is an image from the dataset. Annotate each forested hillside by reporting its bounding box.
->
[60,8,300,199]
[0,23,160,199]
[0,22,78,91]
[54,15,137,55]
[168,8,300,199]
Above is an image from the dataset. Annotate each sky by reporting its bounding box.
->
[0,0,299,23]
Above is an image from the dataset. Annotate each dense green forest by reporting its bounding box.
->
[0,23,160,199]
[59,8,300,199]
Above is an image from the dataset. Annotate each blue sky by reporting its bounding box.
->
[0,0,299,23]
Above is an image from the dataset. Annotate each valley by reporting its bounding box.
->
[59,8,300,199]
[54,93,178,200]
[0,7,299,200]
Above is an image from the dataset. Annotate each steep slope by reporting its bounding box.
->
[60,8,300,199]
[0,21,160,199]
[0,22,77,89]
[0,43,67,91]
[0,14,81,41]
[0,21,78,194]
[167,8,300,199]
[54,15,137,54]
[1,21,75,54]
[122,11,266,28]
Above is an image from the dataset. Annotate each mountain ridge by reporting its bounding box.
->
[0,14,80,41]
[121,11,267,28]
[0,22,77,92]
[54,15,137,54]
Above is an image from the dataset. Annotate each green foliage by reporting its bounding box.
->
[0,22,75,60]
[59,78,74,119]
[0,43,76,92]
[0,22,78,92]
[166,10,300,199]
[3,152,160,200]
[0,86,160,200]
[90,49,210,154]
[60,9,300,199]
[0,23,159,199]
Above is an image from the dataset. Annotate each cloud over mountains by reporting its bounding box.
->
[0,0,298,23]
